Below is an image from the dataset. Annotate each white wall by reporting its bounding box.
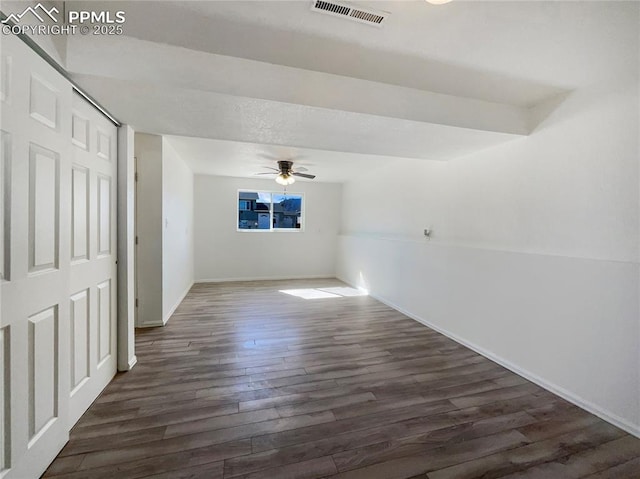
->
[194,175,341,282]
[337,24,640,434]
[134,134,194,326]
[134,133,163,327]
[162,139,194,321]
[117,125,137,370]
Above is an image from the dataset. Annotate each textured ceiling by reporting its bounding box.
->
[164,136,399,183]
[47,1,637,181]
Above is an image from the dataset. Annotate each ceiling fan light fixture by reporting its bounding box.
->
[276,173,295,186]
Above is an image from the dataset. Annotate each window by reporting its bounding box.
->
[238,190,303,231]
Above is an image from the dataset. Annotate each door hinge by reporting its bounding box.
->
[135,172,138,182]
[135,236,138,245]
[135,298,139,308]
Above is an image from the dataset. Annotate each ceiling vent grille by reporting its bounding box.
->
[312,0,388,27]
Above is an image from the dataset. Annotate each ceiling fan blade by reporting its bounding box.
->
[253,172,276,176]
[261,166,280,171]
[295,166,308,172]
[292,172,316,179]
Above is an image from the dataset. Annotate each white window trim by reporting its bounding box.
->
[237,189,305,232]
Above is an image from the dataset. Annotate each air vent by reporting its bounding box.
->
[312,0,388,27]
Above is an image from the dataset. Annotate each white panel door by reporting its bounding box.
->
[68,92,118,426]
[0,33,117,479]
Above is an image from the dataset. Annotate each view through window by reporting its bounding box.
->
[238,191,303,230]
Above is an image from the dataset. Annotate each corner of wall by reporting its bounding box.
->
[116,124,137,371]
[162,280,194,324]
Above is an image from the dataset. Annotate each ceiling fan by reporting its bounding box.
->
[254,160,316,185]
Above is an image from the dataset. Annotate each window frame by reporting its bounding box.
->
[236,189,305,233]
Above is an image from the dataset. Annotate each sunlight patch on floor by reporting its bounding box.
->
[318,287,367,297]
[279,287,367,299]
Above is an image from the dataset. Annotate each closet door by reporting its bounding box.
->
[68,91,117,426]
[0,33,117,479]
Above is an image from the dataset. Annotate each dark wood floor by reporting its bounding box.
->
[44,279,640,479]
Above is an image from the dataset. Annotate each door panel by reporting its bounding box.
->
[1,327,8,472]
[97,175,111,256]
[70,289,90,393]
[1,32,71,479]
[68,90,118,429]
[0,130,7,280]
[28,306,58,442]
[29,75,59,129]
[28,144,59,272]
[0,33,117,479]
[71,166,89,262]
[97,279,112,363]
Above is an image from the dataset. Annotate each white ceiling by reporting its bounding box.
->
[165,136,400,183]
[45,1,637,182]
[106,0,634,94]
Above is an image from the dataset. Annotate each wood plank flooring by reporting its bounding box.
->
[43,279,640,479]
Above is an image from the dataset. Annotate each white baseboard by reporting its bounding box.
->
[127,355,138,370]
[117,354,138,372]
[163,281,194,323]
[195,274,335,283]
[136,321,165,329]
[338,275,640,439]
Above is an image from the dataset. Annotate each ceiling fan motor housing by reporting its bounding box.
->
[278,160,294,175]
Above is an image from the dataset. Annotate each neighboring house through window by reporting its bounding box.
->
[238,190,303,231]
